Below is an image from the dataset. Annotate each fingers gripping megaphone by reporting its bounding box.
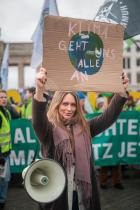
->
[22,159,66,203]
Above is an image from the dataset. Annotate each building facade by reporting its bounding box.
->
[0,41,34,89]
[123,40,140,91]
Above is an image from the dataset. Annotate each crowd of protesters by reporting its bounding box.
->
[6,88,140,120]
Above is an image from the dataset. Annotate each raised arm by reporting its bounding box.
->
[89,93,127,137]
[32,68,52,143]
[90,72,129,137]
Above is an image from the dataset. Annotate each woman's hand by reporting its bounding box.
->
[119,72,129,98]
[34,67,47,101]
[36,67,47,90]
[121,72,129,90]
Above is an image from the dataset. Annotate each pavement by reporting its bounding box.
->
[4,168,140,210]
[100,168,140,210]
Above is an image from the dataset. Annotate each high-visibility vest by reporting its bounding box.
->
[21,99,32,119]
[0,109,12,154]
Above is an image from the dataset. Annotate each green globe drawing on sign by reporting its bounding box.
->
[68,31,104,75]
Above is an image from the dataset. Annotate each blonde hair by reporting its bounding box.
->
[47,91,89,133]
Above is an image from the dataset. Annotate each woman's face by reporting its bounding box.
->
[58,93,77,120]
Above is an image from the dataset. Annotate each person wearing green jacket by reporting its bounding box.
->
[21,87,35,119]
[0,90,12,210]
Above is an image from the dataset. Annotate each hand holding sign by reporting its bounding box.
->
[34,67,47,102]
[121,72,129,90]
[119,72,129,98]
[36,67,47,87]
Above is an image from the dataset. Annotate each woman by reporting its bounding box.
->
[32,68,129,210]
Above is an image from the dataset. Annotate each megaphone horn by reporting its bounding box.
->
[22,159,66,203]
[30,168,49,186]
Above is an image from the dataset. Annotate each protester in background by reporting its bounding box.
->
[76,91,88,115]
[7,97,20,119]
[100,165,124,190]
[32,67,129,210]
[98,94,125,190]
[95,95,108,113]
[122,95,136,178]
[21,87,35,119]
[76,91,93,115]
[0,90,12,210]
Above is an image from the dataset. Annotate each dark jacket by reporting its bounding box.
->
[32,93,127,210]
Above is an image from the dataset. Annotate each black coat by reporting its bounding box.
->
[32,94,127,210]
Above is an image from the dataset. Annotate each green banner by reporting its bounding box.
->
[10,119,41,173]
[90,111,140,166]
[10,111,140,173]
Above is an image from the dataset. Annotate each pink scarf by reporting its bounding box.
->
[53,123,92,202]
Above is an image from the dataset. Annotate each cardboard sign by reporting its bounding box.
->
[43,15,125,93]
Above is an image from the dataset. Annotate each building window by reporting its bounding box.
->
[137,73,140,83]
[136,45,140,52]
[127,73,131,84]
[8,66,18,89]
[136,58,140,66]
[123,58,125,69]
[126,47,131,52]
[127,58,131,69]
[24,66,36,88]
[123,57,131,69]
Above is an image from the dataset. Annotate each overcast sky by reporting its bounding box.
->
[0,0,104,42]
